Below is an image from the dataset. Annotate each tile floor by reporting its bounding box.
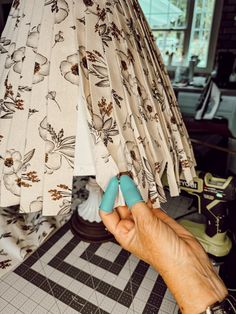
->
[0,194,194,313]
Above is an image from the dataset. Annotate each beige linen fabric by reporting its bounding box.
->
[0,0,196,215]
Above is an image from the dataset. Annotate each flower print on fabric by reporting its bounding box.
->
[151,80,166,112]
[45,0,69,24]
[0,37,11,54]
[4,150,23,177]
[39,117,75,174]
[79,46,89,79]
[87,50,109,87]
[126,141,142,174]
[122,113,141,133]
[88,97,119,146]
[29,196,43,212]
[0,78,25,119]
[3,149,40,196]
[83,0,94,6]
[133,78,157,122]
[46,91,61,111]
[95,17,123,47]
[53,31,64,47]
[111,89,123,108]
[33,53,50,84]
[12,0,20,9]
[115,49,138,96]
[142,156,166,204]
[48,184,72,215]
[60,54,79,85]
[5,43,25,74]
[27,25,40,50]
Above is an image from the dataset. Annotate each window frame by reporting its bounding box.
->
[150,0,223,74]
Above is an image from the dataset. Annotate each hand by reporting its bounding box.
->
[99,176,228,314]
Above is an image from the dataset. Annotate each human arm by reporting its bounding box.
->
[99,175,228,314]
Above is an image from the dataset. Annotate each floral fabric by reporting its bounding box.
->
[0,0,196,215]
[0,176,88,277]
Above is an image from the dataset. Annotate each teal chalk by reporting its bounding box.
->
[120,175,144,208]
[99,176,119,212]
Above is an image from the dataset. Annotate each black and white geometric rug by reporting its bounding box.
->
[0,220,180,313]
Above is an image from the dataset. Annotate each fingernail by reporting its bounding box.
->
[99,176,119,212]
[120,175,144,208]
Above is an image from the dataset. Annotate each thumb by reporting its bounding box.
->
[119,175,151,218]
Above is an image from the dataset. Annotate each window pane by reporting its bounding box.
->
[153,30,185,65]
[188,0,215,67]
[140,0,216,69]
[139,0,188,29]
[139,0,151,14]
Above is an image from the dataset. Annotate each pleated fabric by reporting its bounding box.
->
[0,0,196,215]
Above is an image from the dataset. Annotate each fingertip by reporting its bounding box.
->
[99,176,119,213]
[119,175,130,184]
[119,175,144,209]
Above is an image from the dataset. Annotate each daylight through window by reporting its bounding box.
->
[139,0,216,69]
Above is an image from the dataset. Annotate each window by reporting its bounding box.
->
[139,0,222,72]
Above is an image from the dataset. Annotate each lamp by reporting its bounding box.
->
[0,0,196,245]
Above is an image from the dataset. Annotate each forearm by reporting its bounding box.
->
[140,207,229,313]
[100,179,229,313]
[151,257,228,314]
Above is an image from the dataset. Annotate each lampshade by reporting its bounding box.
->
[0,0,196,216]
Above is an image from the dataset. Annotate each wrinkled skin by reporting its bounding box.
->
[100,202,228,314]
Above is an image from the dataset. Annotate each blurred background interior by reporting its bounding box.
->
[139,0,236,179]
